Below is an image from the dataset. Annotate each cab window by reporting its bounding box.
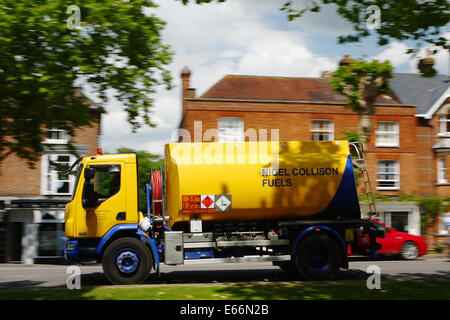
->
[82,164,121,208]
[93,165,121,200]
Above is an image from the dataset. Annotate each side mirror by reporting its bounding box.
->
[84,167,95,180]
[82,180,98,208]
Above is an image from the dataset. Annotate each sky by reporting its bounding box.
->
[94,0,450,156]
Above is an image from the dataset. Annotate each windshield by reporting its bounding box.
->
[71,164,83,200]
[371,221,389,232]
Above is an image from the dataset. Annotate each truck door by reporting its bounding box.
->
[76,163,127,238]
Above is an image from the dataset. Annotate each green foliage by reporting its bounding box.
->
[279,1,450,56]
[418,196,442,220]
[0,0,173,167]
[397,193,418,202]
[330,58,393,114]
[433,243,444,253]
[340,128,362,143]
[418,196,443,235]
[117,147,164,212]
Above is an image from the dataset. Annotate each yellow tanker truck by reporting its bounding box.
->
[64,140,381,284]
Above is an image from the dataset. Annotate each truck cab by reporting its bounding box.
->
[65,153,142,263]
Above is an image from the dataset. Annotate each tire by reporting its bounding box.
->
[278,261,298,275]
[102,237,153,285]
[294,233,343,281]
[400,241,419,260]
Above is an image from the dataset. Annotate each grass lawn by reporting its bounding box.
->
[0,279,449,300]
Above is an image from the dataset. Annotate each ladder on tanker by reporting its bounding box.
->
[349,142,377,218]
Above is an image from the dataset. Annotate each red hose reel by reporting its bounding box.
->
[151,170,163,216]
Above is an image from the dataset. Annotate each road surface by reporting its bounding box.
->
[0,256,448,288]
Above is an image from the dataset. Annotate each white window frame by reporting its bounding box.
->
[41,154,76,195]
[217,117,244,142]
[311,119,334,141]
[438,114,450,137]
[376,121,399,147]
[437,157,448,184]
[44,129,69,144]
[376,159,400,190]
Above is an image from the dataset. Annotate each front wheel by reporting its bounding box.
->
[400,241,419,260]
[294,233,343,281]
[102,237,153,285]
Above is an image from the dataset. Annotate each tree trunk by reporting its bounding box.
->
[358,100,373,143]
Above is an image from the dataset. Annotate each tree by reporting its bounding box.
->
[0,0,173,167]
[418,196,443,240]
[117,147,164,212]
[330,56,393,143]
[280,1,450,74]
[181,0,450,76]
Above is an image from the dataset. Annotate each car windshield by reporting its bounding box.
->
[371,221,389,232]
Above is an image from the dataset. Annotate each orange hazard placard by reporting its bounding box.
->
[182,195,215,213]
[182,195,200,213]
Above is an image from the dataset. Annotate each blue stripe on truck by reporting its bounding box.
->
[315,153,361,219]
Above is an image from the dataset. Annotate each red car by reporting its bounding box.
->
[350,219,428,260]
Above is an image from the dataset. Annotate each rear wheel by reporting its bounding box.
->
[294,233,343,281]
[102,237,153,285]
[400,241,419,260]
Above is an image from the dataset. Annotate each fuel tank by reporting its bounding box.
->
[164,140,360,229]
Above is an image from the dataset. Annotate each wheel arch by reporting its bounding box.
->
[96,225,140,262]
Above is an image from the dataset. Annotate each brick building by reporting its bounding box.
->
[0,103,101,264]
[178,66,448,236]
[390,73,450,239]
[390,73,450,197]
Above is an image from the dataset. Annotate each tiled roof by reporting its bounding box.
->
[200,74,400,105]
[390,73,450,114]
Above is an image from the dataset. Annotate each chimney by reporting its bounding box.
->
[339,54,354,66]
[181,66,195,114]
[321,71,332,78]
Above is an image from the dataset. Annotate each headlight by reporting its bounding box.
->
[66,242,76,250]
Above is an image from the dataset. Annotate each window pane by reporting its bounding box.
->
[376,121,398,146]
[218,117,244,142]
[438,157,447,183]
[311,120,333,141]
[57,182,69,194]
[377,160,399,189]
[447,114,450,133]
[57,155,70,163]
[87,165,121,203]
[391,213,409,233]
[47,129,67,141]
